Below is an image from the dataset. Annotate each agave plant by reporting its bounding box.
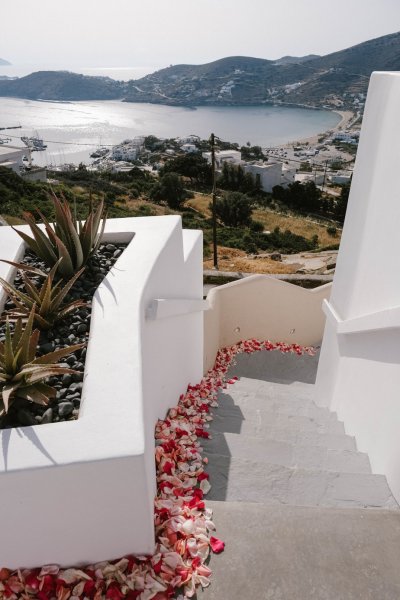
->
[0,307,84,422]
[0,259,86,330]
[13,192,107,279]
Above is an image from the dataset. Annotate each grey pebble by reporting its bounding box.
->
[58,402,74,417]
[41,408,53,424]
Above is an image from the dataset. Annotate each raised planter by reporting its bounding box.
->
[0,215,206,569]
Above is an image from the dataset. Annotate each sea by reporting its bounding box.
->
[0,64,341,168]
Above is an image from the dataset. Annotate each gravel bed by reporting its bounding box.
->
[0,243,127,429]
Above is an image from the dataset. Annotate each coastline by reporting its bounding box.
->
[280,109,355,149]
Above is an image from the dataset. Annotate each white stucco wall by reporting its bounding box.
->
[0,216,205,569]
[243,162,282,193]
[204,275,331,373]
[315,71,400,502]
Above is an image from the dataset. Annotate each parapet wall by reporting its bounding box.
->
[0,216,205,569]
[204,275,331,372]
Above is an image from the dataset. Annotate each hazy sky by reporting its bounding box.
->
[2,0,400,69]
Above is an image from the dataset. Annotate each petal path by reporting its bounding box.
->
[0,340,315,600]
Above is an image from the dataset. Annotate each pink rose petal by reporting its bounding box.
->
[210,536,225,554]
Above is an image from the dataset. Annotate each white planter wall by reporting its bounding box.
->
[0,216,205,569]
[316,72,400,503]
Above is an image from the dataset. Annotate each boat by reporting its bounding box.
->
[21,133,47,151]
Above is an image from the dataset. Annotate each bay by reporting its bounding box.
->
[0,97,340,168]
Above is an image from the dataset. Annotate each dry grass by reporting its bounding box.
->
[204,246,299,274]
[186,195,340,248]
[116,198,177,216]
[253,209,341,247]
[185,193,212,218]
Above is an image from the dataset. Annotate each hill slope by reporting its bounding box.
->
[123,31,400,107]
[0,58,10,66]
[0,71,126,100]
[0,31,398,105]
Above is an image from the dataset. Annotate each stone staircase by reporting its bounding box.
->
[199,349,400,600]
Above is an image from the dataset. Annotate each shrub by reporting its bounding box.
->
[249,220,264,233]
[327,226,337,237]
[0,259,85,330]
[14,192,106,279]
[213,192,253,227]
[0,308,84,425]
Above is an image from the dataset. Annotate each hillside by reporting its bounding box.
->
[124,32,400,107]
[0,58,10,66]
[273,55,320,65]
[0,70,126,100]
[0,31,398,105]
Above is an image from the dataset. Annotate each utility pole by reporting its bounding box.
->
[321,159,329,193]
[210,132,218,270]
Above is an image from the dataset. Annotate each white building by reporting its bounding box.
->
[295,172,325,185]
[202,149,242,168]
[333,132,360,144]
[111,145,138,161]
[111,138,144,162]
[243,161,282,193]
[181,143,198,153]
[111,161,136,173]
[180,135,200,144]
[0,145,26,173]
[281,164,296,186]
[328,171,353,185]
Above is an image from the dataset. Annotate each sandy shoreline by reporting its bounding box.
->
[280,109,355,149]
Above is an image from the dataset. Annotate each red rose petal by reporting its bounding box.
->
[210,536,225,553]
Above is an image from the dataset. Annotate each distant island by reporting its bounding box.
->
[0,58,10,66]
[0,31,399,109]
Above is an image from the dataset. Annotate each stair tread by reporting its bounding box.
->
[203,434,371,473]
[206,427,357,450]
[216,393,338,421]
[198,501,400,600]
[209,409,345,436]
[226,378,317,399]
[204,455,398,509]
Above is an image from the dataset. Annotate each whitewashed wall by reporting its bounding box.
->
[315,72,400,503]
[204,275,331,372]
[0,216,205,569]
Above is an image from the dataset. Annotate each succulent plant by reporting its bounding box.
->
[0,307,84,423]
[13,192,106,279]
[0,259,86,330]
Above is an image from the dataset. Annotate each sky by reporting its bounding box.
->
[1,0,400,70]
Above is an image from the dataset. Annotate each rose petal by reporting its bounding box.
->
[210,536,225,553]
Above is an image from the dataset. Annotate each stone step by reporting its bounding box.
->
[203,434,371,473]
[209,408,345,436]
[217,390,338,422]
[198,501,400,600]
[204,455,398,509]
[227,348,320,386]
[227,377,317,400]
[206,426,357,451]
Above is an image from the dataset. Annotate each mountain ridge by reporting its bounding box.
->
[0,31,399,107]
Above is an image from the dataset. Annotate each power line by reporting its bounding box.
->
[0,132,115,147]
